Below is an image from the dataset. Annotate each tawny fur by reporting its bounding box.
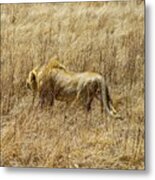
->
[26,58,120,118]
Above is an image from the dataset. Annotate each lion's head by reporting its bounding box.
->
[26,59,65,92]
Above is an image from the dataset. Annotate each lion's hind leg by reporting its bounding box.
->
[84,92,94,112]
[86,97,93,112]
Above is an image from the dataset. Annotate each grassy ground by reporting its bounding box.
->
[0,0,144,169]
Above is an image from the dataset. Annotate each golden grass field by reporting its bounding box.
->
[0,1,144,169]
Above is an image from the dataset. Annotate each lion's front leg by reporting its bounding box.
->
[38,87,47,108]
[39,94,45,108]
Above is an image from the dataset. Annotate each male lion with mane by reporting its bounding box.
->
[26,58,120,118]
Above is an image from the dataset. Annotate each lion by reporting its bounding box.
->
[26,58,120,118]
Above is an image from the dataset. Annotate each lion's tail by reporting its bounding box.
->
[100,77,119,118]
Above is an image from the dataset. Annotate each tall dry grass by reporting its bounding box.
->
[0,1,144,169]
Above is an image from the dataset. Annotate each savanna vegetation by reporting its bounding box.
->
[0,0,144,169]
